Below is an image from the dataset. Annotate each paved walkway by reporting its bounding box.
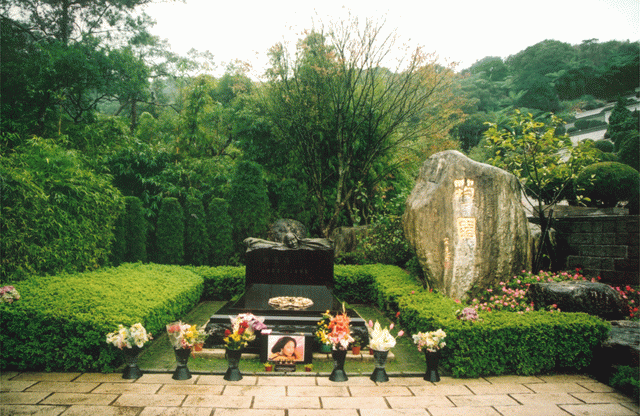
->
[1,371,638,416]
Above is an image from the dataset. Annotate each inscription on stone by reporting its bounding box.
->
[457,217,476,239]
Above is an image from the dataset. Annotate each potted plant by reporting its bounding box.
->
[166,321,202,380]
[325,305,354,382]
[106,323,153,379]
[222,313,267,381]
[412,328,447,382]
[304,363,313,372]
[366,318,404,382]
[350,337,362,355]
[263,362,273,372]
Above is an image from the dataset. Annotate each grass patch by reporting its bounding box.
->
[135,301,426,375]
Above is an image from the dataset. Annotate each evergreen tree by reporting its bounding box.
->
[206,197,234,265]
[156,197,184,265]
[228,161,270,251]
[184,195,209,266]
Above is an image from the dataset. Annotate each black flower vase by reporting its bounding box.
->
[224,349,243,381]
[329,349,348,382]
[424,350,440,382]
[172,348,192,380]
[370,349,389,382]
[122,347,143,379]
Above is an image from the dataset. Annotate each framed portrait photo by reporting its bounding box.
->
[267,334,305,363]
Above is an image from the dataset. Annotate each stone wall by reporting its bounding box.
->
[551,215,639,286]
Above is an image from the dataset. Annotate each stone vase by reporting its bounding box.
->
[329,349,348,382]
[424,350,441,382]
[122,347,143,379]
[172,348,192,380]
[370,349,389,382]
[224,349,243,381]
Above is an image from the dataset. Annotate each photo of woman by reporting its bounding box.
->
[268,335,304,362]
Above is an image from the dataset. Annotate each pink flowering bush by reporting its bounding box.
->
[465,269,638,319]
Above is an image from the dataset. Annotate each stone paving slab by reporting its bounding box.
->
[0,372,638,416]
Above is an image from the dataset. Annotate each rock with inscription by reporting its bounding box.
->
[403,150,532,300]
[528,280,629,320]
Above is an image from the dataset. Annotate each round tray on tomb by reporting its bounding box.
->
[268,296,314,310]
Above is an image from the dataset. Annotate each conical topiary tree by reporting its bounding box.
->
[156,197,184,264]
[206,197,233,265]
[185,195,209,266]
[228,161,270,252]
[124,196,147,263]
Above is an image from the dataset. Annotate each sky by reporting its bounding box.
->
[143,0,639,76]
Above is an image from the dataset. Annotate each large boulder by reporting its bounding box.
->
[528,280,629,320]
[403,150,532,300]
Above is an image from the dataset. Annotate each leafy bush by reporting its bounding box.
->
[185,195,209,266]
[156,197,184,264]
[0,138,124,282]
[617,131,639,171]
[206,197,234,266]
[594,139,615,153]
[574,162,639,208]
[609,365,640,401]
[0,263,203,372]
[574,119,607,130]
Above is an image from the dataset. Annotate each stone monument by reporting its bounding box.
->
[403,150,532,300]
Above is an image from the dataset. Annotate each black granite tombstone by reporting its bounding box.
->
[204,232,366,363]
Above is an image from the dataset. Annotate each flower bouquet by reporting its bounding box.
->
[106,323,152,379]
[324,306,353,382]
[412,329,446,352]
[315,311,332,352]
[366,317,403,382]
[367,320,404,351]
[1,286,20,303]
[106,323,153,349]
[223,313,266,350]
[326,308,354,351]
[166,321,202,349]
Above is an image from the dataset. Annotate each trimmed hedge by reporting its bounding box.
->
[185,265,246,300]
[0,263,203,372]
[350,264,609,378]
[1,263,610,377]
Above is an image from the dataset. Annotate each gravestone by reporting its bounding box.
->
[205,220,367,362]
[403,150,532,300]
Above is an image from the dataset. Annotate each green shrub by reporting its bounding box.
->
[110,213,126,266]
[184,265,245,300]
[184,196,209,266]
[574,162,640,208]
[610,365,640,401]
[206,197,234,265]
[228,161,270,251]
[124,196,147,263]
[156,197,184,264]
[0,138,124,282]
[594,140,615,153]
[618,131,640,171]
[0,263,203,372]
